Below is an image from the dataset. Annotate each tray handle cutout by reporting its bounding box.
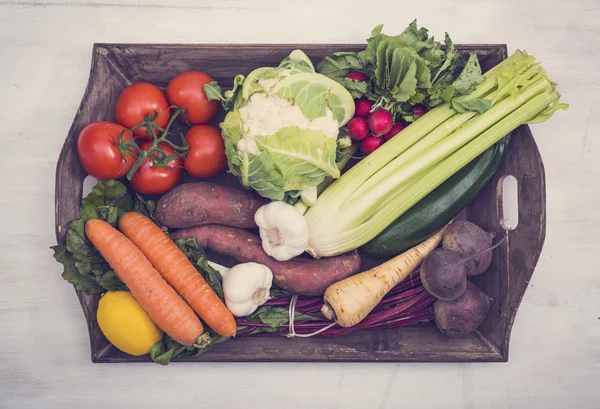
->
[497,174,519,231]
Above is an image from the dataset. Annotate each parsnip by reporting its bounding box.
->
[321,226,446,327]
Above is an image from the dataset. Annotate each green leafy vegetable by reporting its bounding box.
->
[316,52,363,79]
[317,20,490,120]
[52,180,155,293]
[246,306,317,327]
[335,77,369,99]
[174,237,224,300]
[133,193,155,218]
[150,335,198,365]
[52,245,103,293]
[451,99,492,114]
[149,304,318,365]
[256,127,340,191]
[451,53,486,95]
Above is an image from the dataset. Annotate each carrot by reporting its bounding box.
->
[118,212,237,337]
[320,226,446,328]
[85,219,205,346]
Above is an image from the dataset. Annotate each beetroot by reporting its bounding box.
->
[420,249,467,301]
[346,71,368,82]
[434,281,491,337]
[360,136,383,155]
[346,117,369,141]
[354,98,373,118]
[383,122,406,141]
[367,109,393,136]
[412,104,428,117]
[443,220,495,276]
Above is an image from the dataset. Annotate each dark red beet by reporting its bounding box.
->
[420,249,467,301]
[367,109,393,136]
[346,71,368,82]
[360,136,383,154]
[434,281,491,337]
[383,122,406,141]
[443,220,495,276]
[354,98,373,118]
[346,117,369,141]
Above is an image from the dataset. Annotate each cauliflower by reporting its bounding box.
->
[206,49,355,201]
[237,93,339,155]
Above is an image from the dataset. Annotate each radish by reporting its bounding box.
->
[346,72,368,82]
[367,109,393,136]
[412,104,428,118]
[360,136,383,155]
[383,122,406,141]
[354,98,373,118]
[346,117,369,141]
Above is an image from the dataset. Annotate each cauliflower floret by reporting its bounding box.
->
[261,114,284,136]
[237,137,260,156]
[236,93,340,155]
[275,97,292,108]
[279,105,310,129]
[245,93,279,121]
[243,118,261,137]
[308,109,339,139]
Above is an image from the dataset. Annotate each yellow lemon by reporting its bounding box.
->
[97,291,163,356]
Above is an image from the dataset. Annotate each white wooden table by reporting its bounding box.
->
[1,1,598,408]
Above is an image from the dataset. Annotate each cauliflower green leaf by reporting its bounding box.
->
[256,126,339,192]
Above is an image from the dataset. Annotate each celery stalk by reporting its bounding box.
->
[312,91,562,256]
[294,144,358,215]
[336,77,549,231]
[305,50,567,257]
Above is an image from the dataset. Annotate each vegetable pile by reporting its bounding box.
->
[52,20,566,364]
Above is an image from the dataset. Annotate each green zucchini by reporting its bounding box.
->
[362,137,508,258]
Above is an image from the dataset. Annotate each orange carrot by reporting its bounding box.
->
[85,219,205,346]
[119,212,237,337]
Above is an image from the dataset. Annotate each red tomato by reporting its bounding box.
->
[77,121,137,180]
[167,71,220,125]
[184,125,227,178]
[130,142,182,195]
[115,83,170,139]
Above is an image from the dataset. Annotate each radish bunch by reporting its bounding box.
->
[343,72,428,155]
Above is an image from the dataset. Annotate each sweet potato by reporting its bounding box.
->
[155,182,267,229]
[171,225,361,296]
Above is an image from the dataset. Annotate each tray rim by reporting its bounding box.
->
[55,42,545,364]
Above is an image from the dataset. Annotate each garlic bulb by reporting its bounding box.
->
[254,201,309,261]
[210,261,273,317]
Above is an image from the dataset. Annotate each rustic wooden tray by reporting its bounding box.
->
[55,43,545,363]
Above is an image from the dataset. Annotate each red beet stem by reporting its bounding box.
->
[234,273,433,339]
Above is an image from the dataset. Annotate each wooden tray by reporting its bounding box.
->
[55,43,546,363]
